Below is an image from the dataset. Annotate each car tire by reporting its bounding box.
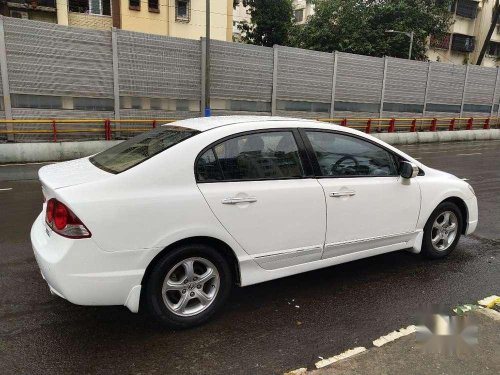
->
[143,243,233,329]
[421,202,463,259]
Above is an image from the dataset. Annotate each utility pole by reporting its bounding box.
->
[385,30,414,60]
[204,0,211,116]
[477,0,500,65]
[408,31,414,60]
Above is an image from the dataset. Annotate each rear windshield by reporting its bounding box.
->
[90,126,199,174]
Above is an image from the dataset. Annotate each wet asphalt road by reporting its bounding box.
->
[0,140,499,375]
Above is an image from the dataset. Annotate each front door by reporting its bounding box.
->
[196,130,326,269]
[302,130,421,259]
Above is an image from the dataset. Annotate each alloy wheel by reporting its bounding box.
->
[161,257,220,317]
[431,211,458,252]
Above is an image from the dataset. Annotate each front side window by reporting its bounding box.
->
[306,131,398,177]
[196,131,304,182]
[91,126,199,174]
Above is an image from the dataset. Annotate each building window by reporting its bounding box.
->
[488,42,500,57]
[294,9,304,23]
[69,0,111,16]
[148,0,159,13]
[454,0,478,19]
[175,0,190,22]
[451,34,475,52]
[129,0,140,11]
[430,33,451,50]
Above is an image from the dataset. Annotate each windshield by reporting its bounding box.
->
[90,126,199,174]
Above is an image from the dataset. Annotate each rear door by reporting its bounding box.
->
[302,129,421,259]
[196,129,326,270]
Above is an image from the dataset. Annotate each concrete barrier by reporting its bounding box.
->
[0,129,499,163]
[373,129,500,146]
[0,140,122,163]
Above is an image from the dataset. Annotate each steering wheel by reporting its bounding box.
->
[331,155,359,175]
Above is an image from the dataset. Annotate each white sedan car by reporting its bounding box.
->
[31,116,478,328]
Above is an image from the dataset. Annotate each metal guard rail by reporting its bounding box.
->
[317,117,499,133]
[0,117,498,142]
[0,119,176,142]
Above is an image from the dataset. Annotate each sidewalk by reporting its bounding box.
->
[292,307,500,375]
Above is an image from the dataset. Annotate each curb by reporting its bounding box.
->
[284,295,500,375]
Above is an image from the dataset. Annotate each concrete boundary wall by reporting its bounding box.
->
[0,140,122,163]
[0,130,499,163]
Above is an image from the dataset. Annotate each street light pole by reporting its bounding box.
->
[408,31,414,60]
[204,0,211,116]
[385,29,414,60]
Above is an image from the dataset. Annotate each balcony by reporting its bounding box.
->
[7,0,56,11]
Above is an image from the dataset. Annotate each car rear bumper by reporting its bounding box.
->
[31,212,147,312]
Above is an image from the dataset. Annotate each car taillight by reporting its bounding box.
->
[46,199,55,223]
[45,198,91,238]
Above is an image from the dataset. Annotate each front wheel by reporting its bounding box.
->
[421,202,463,259]
[143,243,232,329]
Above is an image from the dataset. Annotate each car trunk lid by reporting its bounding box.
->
[39,157,112,195]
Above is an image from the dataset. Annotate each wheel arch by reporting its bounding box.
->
[140,236,241,290]
[439,196,469,235]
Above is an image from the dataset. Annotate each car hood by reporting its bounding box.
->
[39,157,111,191]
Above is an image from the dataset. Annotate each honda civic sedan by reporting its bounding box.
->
[31,116,478,328]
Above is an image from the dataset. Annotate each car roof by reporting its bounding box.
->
[162,115,323,132]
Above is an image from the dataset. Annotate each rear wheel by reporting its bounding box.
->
[421,202,463,259]
[144,243,232,329]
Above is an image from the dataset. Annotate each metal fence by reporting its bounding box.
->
[0,116,497,143]
[0,17,500,142]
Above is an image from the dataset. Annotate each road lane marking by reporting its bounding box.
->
[0,188,13,191]
[373,325,416,347]
[456,152,482,156]
[315,347,367,369]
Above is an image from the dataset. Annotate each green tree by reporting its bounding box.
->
[237,0,294,47]
[291,0,453,60]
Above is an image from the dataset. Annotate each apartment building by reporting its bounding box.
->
[1,0,233,41]
[232,0,249,41]
[292,0,314,24]
[0,0,58,23]
[232,0,314,41]
[428,0,500,66]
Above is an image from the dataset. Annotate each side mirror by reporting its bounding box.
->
[399,161,419,179]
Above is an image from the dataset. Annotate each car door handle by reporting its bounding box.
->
[221,197,258,204]
[329,191,356,198]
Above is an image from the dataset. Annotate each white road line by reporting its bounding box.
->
[0,187,13,191]
[372,325,416,347]
[456,152,482,156]
[315,347,367,369]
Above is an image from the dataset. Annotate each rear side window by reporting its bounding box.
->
[196,131,304,181]
[90,126,199,174]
